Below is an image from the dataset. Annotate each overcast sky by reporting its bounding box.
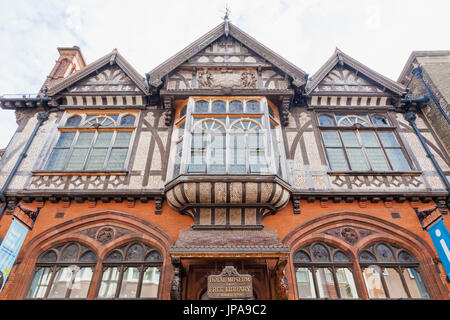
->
[0,0,449,148]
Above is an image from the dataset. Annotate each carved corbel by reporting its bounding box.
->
[280,96,291,126]
[271,258,288,300]
[163,96,174,126]
[155,196,163,215]
[292,196,301,214]
[170,257,182,300]
[6,198,18,215]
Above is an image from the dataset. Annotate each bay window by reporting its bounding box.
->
[171,97,285,178]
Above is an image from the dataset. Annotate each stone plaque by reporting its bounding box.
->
[207,266,253,299]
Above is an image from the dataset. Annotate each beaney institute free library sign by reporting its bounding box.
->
[207,265,253,299]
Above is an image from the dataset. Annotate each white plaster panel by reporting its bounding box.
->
[132,132,151,171]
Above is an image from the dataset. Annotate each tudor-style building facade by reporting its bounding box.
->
[0,20,449,300]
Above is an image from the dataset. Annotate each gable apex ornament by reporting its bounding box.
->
[223,6,231,37]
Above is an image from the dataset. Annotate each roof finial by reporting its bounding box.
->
[223,5,230,37]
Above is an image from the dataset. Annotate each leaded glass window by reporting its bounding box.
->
[97,242,162,299]
[318,113,411,172]
[359,242,429,299]
[172,97,284,177]
[45,113,136,171]
[26,242,97,299]
[293,242,358,299]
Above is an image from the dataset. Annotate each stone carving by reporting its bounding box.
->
[170,258,182,300]
[78,225,133,243]
[197,69,214,88]
[240,71,257,88]
[340,227,358,245]
[323,226,374,245]
[96,227,115,244]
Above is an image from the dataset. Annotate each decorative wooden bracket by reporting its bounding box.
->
[163,96,174,126]
[280,96,291,127]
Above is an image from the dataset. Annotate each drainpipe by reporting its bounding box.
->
[411,66,450,124]
[0,111,49,220]
[402,95,450,192]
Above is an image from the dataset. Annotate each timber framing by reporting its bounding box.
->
[147,22,307,89]
[46,49,149,96]
[306,48,406,96]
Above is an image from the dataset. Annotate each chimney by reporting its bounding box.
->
[40,46,86,92]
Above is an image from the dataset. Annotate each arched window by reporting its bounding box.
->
[293,242,358,299]
[119,115,136,126]
[65,115,82,127]
[359,242,429,299]
[26,242,97,299]
[318,115,335,126]
[189,119,226,173]
[97,242,163,299]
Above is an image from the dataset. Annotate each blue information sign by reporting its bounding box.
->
[0,219,29,292]
[428,219,450,281]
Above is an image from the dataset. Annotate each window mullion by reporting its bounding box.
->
[356,130,372,171]
[398,266,412,298]
[330,266,341,299]
[379,267,390,298]
[226,123,230,174]
[206,133,211,173]
[245,133,249,173]
[44,266,59,299]
[337,130,351,170]
[310,266,320,299]
[104,131,117,170]
[115,265,125,299]
[65,268,74,299]
[62,131,80,170]
[136,265,145,299]
[374,131,393,170]
[81,130,97,170]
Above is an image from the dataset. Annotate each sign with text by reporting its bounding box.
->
[0,219,29,293]
[207,266,253,299]
[428,219,450,281]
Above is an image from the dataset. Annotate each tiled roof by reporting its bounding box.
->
[170,229,289,253]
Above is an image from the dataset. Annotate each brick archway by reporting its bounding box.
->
[3,211,174,300]
[282,211,449,300]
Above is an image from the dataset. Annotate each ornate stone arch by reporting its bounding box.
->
[283,211,448,300]
[12,211,174,300]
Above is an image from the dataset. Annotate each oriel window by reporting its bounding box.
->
[171,97,285,178]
